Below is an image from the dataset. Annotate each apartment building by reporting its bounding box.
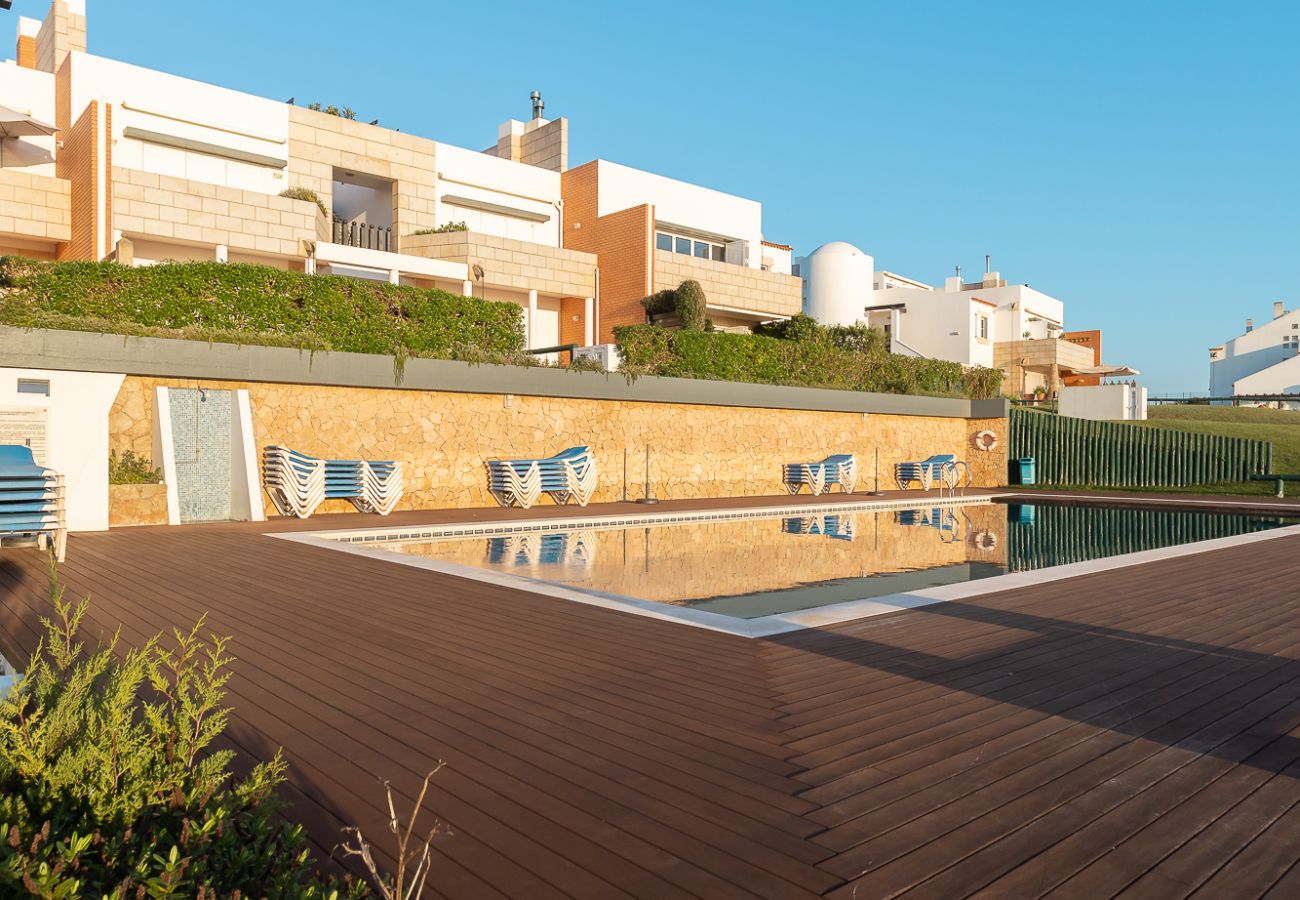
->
[1209,302,1300,402]
[0,1,799,352]
[799,241,1132,398]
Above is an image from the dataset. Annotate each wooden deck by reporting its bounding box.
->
[3,490,1300,897]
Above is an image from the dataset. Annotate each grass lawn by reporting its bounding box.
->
[1018,405,1300,496]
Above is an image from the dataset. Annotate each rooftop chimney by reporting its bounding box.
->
[530,91,544,120]
[1246,318,1254,332]
[1275,301,1286,320]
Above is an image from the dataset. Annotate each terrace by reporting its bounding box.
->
[3,488,1300,895]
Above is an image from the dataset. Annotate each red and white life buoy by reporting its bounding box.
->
[972,530,999,551]
[974,429,999,451]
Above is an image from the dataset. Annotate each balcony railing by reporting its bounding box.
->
[332,217,391,253]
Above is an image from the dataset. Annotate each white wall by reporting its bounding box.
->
[761,244,792,275]
[332,181,392,228]
[1210,308,1300,396]
[69,52,290,195]
[595,160,764,268]
[876,287,994,367]
[0,367,125,532]
[0,61,56,175]
[1060,384,1148,421]
[433,142,561,246]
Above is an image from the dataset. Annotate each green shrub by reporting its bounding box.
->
[0,564,368,897]
[109,449,162,485]
[413,222,467,235]
[674,280,707,331]
[638,280,707,330]
[0,257,525,361]
[279,187,329,219]
[615,324,1003,399]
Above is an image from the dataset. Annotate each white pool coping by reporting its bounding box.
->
[269,497,1300,639]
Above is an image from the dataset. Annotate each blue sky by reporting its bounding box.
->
[31,0,1300,393]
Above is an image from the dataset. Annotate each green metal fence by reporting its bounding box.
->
[1007,408,1272,487]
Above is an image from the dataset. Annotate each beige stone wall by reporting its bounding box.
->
[653,250,802,319]
[109,483,168,527]
[402,230,596,298]
[0,168,71,244]
[111,167,318,257]
[286,107,439,244]
[35,0,85,74]
[109,375,1008,516]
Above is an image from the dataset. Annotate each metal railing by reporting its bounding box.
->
[332,217,391,253]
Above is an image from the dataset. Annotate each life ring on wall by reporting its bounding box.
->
[973,429,999,452]
[972,530,999,551]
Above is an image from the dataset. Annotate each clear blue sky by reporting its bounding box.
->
[29,0,1300,394]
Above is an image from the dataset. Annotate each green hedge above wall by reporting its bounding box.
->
[615,324,1004,400]
[0,257,525,358]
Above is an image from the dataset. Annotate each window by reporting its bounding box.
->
[16,379,49,396]
[656,230,727,263]
[975,314,989,340]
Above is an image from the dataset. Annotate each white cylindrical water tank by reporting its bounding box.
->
[800,241,874,326]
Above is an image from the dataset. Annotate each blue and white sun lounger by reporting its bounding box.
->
[0,445,66,561]
[486,446,597,509]
[782,454,856,496]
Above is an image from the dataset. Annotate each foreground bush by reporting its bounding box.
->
[0,565,368,898]
[0,257,524,360]
[615,322,1004,399]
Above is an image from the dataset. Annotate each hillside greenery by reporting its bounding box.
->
[0,257,525,361]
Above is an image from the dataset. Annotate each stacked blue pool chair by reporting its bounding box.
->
[0,444,66,562]
[894,453,970,495]
[262,446,404,518]
[486,446,596,509]
[782,453,856,496]
[895,507,961,541]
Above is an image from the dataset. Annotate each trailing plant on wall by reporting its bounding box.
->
[279,187,329,219]
[615,324,1003,399]
[0,257,526,362]
[108,449,162,485]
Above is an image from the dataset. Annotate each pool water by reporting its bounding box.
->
[376,501,1299,621]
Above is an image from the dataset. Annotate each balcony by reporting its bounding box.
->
[652,249,801,322]
[111,167,318,257]
[994,337,1097,397]
[403,230,597,298]
[0,168,71,251]
[332,217,391,253]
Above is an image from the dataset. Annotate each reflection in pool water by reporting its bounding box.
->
[384,503,1298,620]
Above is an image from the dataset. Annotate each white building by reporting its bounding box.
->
[1209,302,1300,400]
[797,242,1130,398]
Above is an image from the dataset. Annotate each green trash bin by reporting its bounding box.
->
[1015,457,1037,485]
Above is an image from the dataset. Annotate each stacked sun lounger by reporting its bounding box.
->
[0,444,66,562]
[895,507,960,540]
[782,454,856,496]
[895,454,966,493]
[487,530,597,567]
[486,446,597,509]
[262,446,404,518]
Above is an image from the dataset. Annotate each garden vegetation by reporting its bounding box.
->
[0,257,525,362]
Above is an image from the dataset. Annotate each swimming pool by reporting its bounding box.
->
[283,499,1300,636]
